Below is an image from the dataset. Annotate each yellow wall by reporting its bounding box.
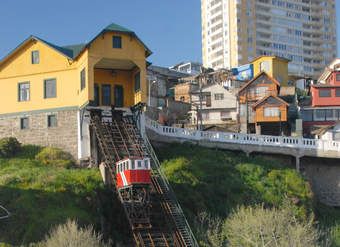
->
[94,69,134,106]
[0,40,80,114]
[0,30,148,115]
[251,56,289,86]
[87,31,147,105]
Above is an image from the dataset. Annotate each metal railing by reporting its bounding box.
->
[0,205,10,220]
[142,133,199,247]
[144,116,340,153]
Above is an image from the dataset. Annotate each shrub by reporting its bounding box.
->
[195,212,226,247]
[0,137,21,158]
[17,144,43,159]
[44,159,75,169]
[41,219,109,247]
[35,147,72,161]
[223,199,333,247]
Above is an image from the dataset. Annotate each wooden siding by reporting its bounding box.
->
[255,104,287,122]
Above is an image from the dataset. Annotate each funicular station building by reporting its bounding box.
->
[0,23,150,160]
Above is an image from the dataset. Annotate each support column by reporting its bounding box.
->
[255,124,261,135]
[296,156,300,174]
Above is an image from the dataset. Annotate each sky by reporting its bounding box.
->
[0,0,339,68]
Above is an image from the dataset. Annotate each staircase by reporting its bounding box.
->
[89,109,198,247]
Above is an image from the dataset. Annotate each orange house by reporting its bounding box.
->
[253,95,289,123]
[237,72,290,135]
[238,72,280,104]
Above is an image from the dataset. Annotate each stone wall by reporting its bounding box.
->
[302,158,340,206]
[0,109,78,158]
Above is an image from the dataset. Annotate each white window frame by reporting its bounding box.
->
[263,107,280,117]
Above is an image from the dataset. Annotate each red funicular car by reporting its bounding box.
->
[116,156,151,188]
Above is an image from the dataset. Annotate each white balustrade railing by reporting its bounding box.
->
[144,117,340,153]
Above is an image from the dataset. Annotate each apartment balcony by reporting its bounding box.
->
[210,10,223,21]
[211,36,223,47]
[210,18,223,29]
[255,26,272,34]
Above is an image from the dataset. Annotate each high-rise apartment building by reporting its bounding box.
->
[201,0,337,79]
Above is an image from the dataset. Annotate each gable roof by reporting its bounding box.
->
[252,95,290,109]
[249,55,291,64]
[318,58,340,83]
[0,22,151,67]
[190,83,228,94]
[238,71,280,94]
[87,23,152,57]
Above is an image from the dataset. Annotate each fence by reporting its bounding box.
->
[144,117,340,153]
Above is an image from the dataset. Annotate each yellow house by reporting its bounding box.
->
[250,56,293,87]
[0,23,151,159]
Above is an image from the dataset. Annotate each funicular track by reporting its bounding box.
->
[90,108,198,247]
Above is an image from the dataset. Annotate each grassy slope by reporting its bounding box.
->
[156,142,340,244]
[0,145,110,246]
[157,143,312,220]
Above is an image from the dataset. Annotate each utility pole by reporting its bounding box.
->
[246,88,249,134]
[237,94,240,133]
[279,110,282,136]
[196,105,199,130]
[198,69,204,130]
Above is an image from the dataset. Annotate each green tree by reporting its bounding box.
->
[223,200,332,247]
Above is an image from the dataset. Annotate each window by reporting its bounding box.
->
[214,93,224,100]
[20,117,29,130]
[301,110,313,121]
[47,114,57,127]
[336,74,340,82]
[255,87,267,97]
[202,112,210,121]
[335,89,340,97]
[263,107,280,117]
[131,160,135,169]
[206,95,211,107]
[134,72,140,92]
[314,109,326,121]
[18,82,30,101]
[80,68,86,90]
[220,111,231,119]
[94,84,99,106]
[319,89,331,97]
[112,36,122,48]
[138,161,142,168]
[326,109,337,120]
[44,78,56,98]
[102,84,111,106]
[260,61,271,73]
[114,85,124,107]
[31,50,39,64]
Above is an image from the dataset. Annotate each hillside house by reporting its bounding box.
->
[0,23,151,160]
[301,66,340,135]
[190,83,237,125]
[238,72,290,135]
